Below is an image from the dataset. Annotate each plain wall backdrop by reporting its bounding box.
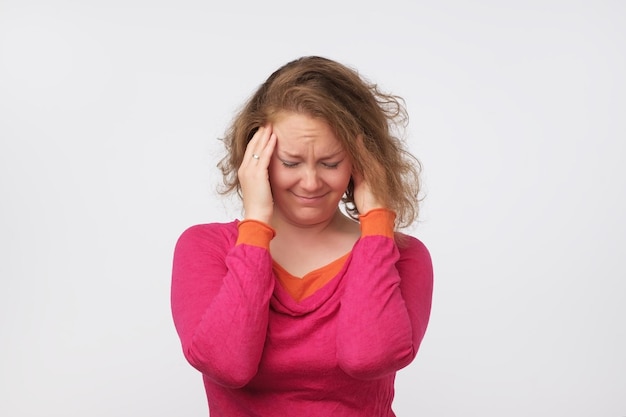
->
[1,0,624,416]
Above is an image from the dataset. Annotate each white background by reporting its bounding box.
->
[1,1,625,416]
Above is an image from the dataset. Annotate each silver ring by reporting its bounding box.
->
[252,154,260,159]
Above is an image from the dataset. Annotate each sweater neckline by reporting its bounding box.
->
[270,251,353,316]
[272,252,350,302]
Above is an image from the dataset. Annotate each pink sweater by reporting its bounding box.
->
[171,217,433,416]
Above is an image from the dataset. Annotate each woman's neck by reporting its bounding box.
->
[269,210,360,277]
[270,209,356,240]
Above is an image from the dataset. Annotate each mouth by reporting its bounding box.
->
[292,192,327,203]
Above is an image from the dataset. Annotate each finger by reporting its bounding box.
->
[245,125,272,163]
[260,132,277,160]
[351,169,365,188]
[250,125,274,163]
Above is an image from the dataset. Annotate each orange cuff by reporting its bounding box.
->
[236,220,276,249]
[359,208,396,238]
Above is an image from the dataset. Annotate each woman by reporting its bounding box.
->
[171,56,433,416]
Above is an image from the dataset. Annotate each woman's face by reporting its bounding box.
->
[268,112,352,227]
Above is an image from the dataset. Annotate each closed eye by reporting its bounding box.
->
[278,158,341,169]
[281,161,300,168]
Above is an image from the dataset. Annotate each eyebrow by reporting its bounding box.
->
[278,149,344,160]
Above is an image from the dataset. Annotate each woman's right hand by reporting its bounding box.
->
[238,125,277,224]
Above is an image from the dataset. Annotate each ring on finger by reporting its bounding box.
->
[252,154,260,159]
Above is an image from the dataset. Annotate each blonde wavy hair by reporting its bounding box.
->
[217,56,422,229]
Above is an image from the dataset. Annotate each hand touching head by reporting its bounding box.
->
[217,56,422,229]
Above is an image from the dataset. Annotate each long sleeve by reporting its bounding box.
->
[336,210,434,380]
[170,222,275,388]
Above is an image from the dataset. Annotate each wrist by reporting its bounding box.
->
[236,219,275,248]
[359,208,396,238]
[242,207,273,225]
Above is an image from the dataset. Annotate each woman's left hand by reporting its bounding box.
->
[352,170,385,214]
[352,135,386,214]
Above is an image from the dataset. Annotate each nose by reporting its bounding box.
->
[300,166,323,191]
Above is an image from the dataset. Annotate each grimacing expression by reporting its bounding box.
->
[268,112,352,227]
